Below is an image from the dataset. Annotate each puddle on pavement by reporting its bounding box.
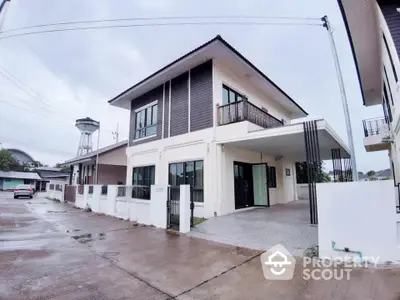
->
[46,210,67,214]
[72,233,107,244]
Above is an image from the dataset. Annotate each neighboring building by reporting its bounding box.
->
[6,148,36,165]
[108,35,350,219]
[35,167,69,191]
[0,171,41,191]
[338,0,400,183]
[64,140,127,185]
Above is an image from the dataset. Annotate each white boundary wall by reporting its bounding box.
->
[317,181,400,263]
[46,183,65,202]
[71,185,190,230]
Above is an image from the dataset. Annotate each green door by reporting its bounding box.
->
[252,164,269,206]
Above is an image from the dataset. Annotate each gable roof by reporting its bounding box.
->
[109,35,308,118]
[64,140,127,165]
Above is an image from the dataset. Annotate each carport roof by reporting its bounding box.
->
[217,120,349,161]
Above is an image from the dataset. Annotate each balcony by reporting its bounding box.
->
[362,117,391,152]
[218,100,284,129]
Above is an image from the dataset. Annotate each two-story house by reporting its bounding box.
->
[338,0,400,212]
[109,35,350,221]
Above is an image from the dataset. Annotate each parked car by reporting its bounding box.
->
[14,184,33,199]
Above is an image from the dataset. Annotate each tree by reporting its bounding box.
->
[0,149,13,171]
[366,170,376,178]
[295,161,331,183]
[55,163,70,173]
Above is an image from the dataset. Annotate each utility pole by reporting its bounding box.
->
[0,0,10,31]
[112,123,119,143]
[322,15,359,181]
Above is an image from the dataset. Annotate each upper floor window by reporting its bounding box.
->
[382,32,398,82]
[135,101,158,139]
[222,85,246,105]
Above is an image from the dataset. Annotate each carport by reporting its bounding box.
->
[217,119,351,225]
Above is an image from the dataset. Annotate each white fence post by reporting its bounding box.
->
[93,185,101,212]
[150,185,168,228]
[83,185,89,208]
[179,185,191,233]
[107,185,117,217]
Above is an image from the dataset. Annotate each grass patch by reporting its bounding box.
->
[192,217,207,226]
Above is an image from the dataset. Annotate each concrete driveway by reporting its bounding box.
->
[189,200,317,256]
[1,192,399,299]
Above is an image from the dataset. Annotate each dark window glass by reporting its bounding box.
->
[383,82,393,123]
[222,87,229,105]
[384,67,394,106]
[135,104,158,139]
[268,166,277,188]
[222,85,245,104]
[132,165,155,200]
[383,32,398,82]
[168,160,204,202]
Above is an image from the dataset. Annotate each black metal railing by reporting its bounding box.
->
[132,186,151,200]
[218,100,283,129]
[117,185,151,200]
[362,117,389,137]
[77,185,84,195]
[101,185,108,195]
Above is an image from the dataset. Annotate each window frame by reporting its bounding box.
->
[222,84,246,105]
[168,160,204,202]
[131,165,155,200]
[382,32,398,82]
[134,100,158,140]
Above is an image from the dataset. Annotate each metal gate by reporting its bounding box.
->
[167,186,195,230]
[167,186,180,230]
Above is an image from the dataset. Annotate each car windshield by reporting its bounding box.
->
[16,185,31,189]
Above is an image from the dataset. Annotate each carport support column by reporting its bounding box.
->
[179,185,191,233]
[150,185,168,229]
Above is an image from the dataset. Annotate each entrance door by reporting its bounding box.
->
[252,164,269,207]
[234,162,254,209]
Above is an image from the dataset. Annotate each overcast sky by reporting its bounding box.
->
[0,0,388,172]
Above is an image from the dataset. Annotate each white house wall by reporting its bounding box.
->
[213,60,292,123]
[377,4,400,184]
[126,128,217,218]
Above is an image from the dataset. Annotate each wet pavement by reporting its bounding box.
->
[1,192,400,299]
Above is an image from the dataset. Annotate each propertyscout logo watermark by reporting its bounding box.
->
[260,244,380,281]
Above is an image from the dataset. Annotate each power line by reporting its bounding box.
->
[0,64,78,117]
[0,99,75,123]
[0,98,118,134]
[0,21,322,40]
[0,134,76,156]
[0,15,322,34]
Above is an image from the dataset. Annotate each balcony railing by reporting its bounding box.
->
[218,100,283,129]
[362,117,389,137]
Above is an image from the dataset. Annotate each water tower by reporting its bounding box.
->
[75,117,99,156]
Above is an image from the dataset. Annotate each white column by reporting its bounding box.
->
[179,185,191,233]
[150,185,168,228]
